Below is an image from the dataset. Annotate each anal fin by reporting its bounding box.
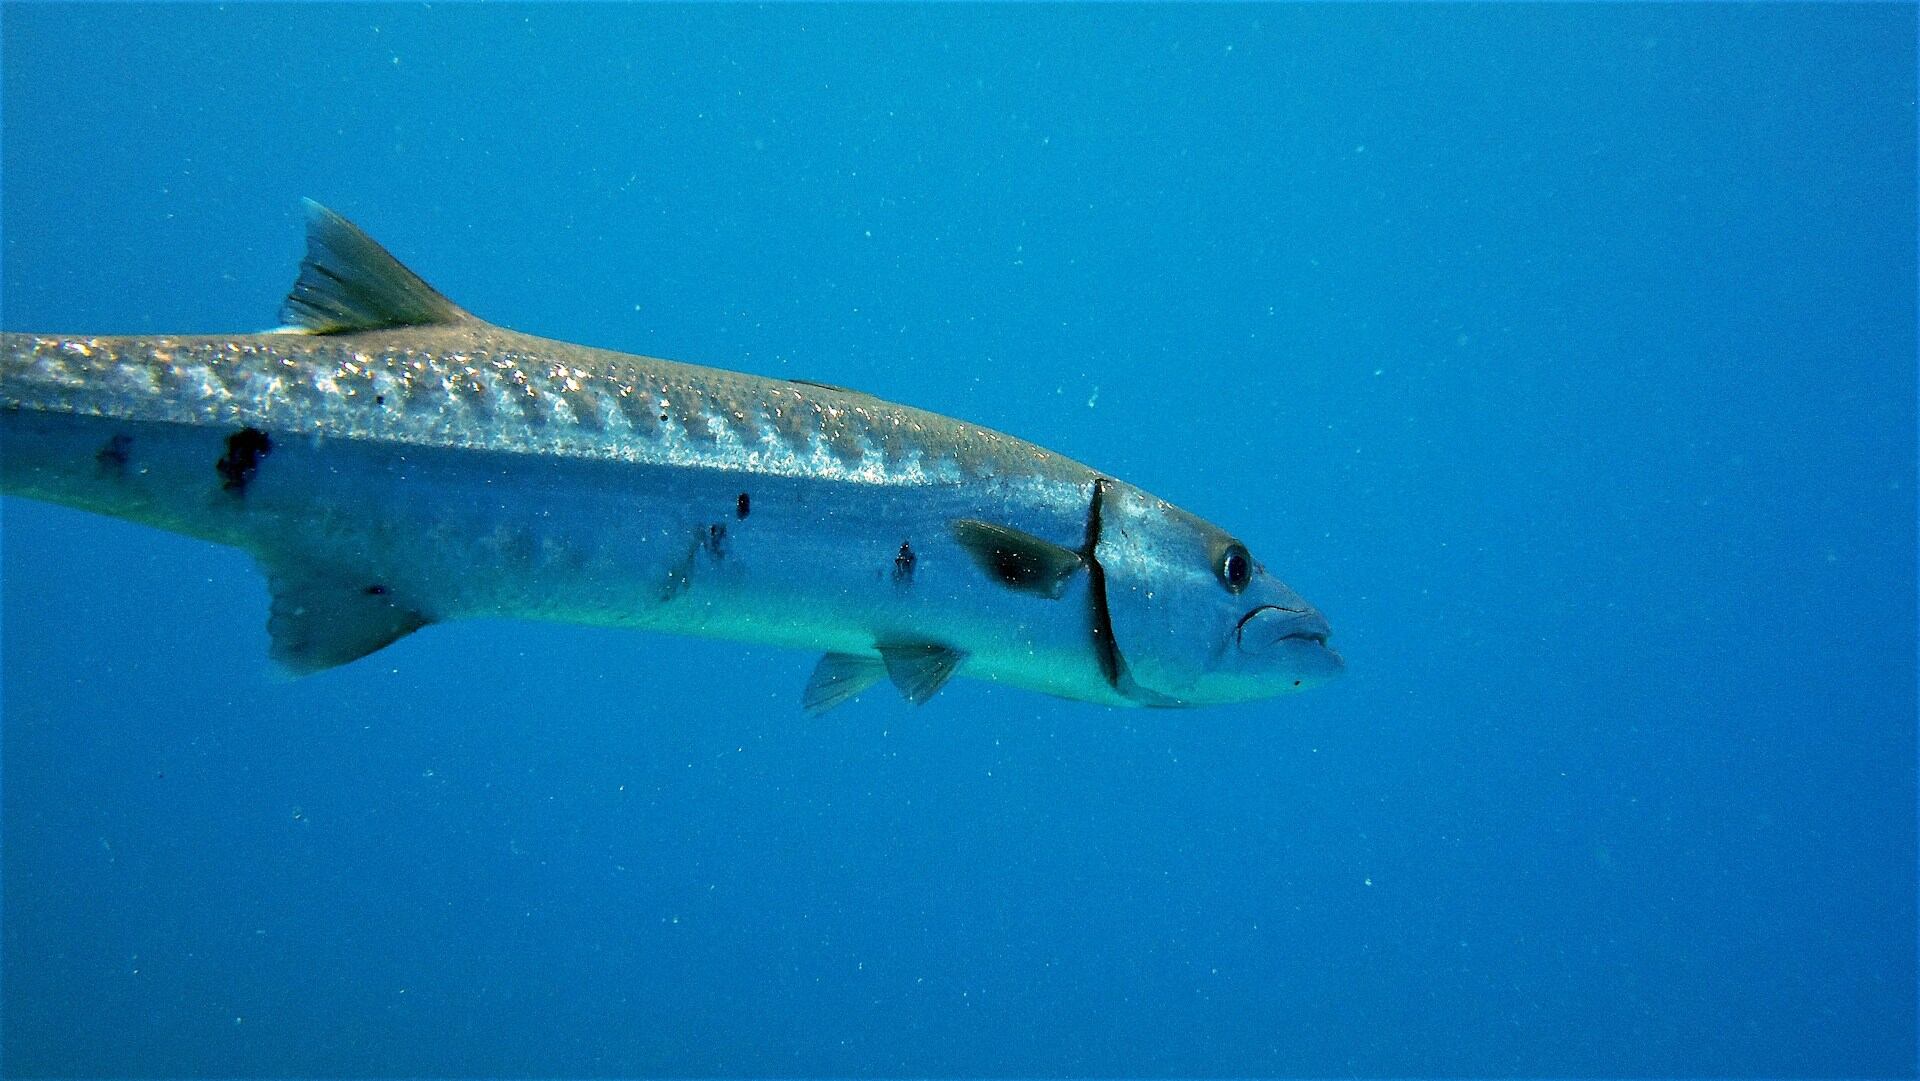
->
[803,652,887,716]
[877,643,968,705]
[265,567,432,675]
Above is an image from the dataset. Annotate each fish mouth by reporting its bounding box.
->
[1236,605,1340,663]
[1237,605,1344,685]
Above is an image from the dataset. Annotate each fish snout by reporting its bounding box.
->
[1236,605,1343,680]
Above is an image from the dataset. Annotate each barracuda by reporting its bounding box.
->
[0,202,1341,711]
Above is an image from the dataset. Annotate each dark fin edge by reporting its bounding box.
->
[279,199,471,334]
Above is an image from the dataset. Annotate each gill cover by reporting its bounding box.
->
[1092,480,1342,706]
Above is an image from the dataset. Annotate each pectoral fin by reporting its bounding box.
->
[950,519,1085,599]
[803,652,887,716]
[264,567,431,675]
[877,642,968,705]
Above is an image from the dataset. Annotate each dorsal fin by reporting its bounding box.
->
[788,378,876,399]
[278,199,471,334]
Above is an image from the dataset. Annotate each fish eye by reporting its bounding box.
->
[1218,543,1253,593]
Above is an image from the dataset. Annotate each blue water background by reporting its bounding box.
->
[2,4,1913,1076]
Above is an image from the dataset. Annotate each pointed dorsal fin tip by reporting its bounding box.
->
[280,199,473,335]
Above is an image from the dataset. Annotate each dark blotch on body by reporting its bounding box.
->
[216,427,272,495]
[659,540,698,602]
[736,492,751,519]
[96,433,133,473]
[364,584,389,596]
[893,541,917,587]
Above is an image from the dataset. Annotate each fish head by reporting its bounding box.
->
[1093,480,1343,706]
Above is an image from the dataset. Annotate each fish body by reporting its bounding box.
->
[1,203,1340,710]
